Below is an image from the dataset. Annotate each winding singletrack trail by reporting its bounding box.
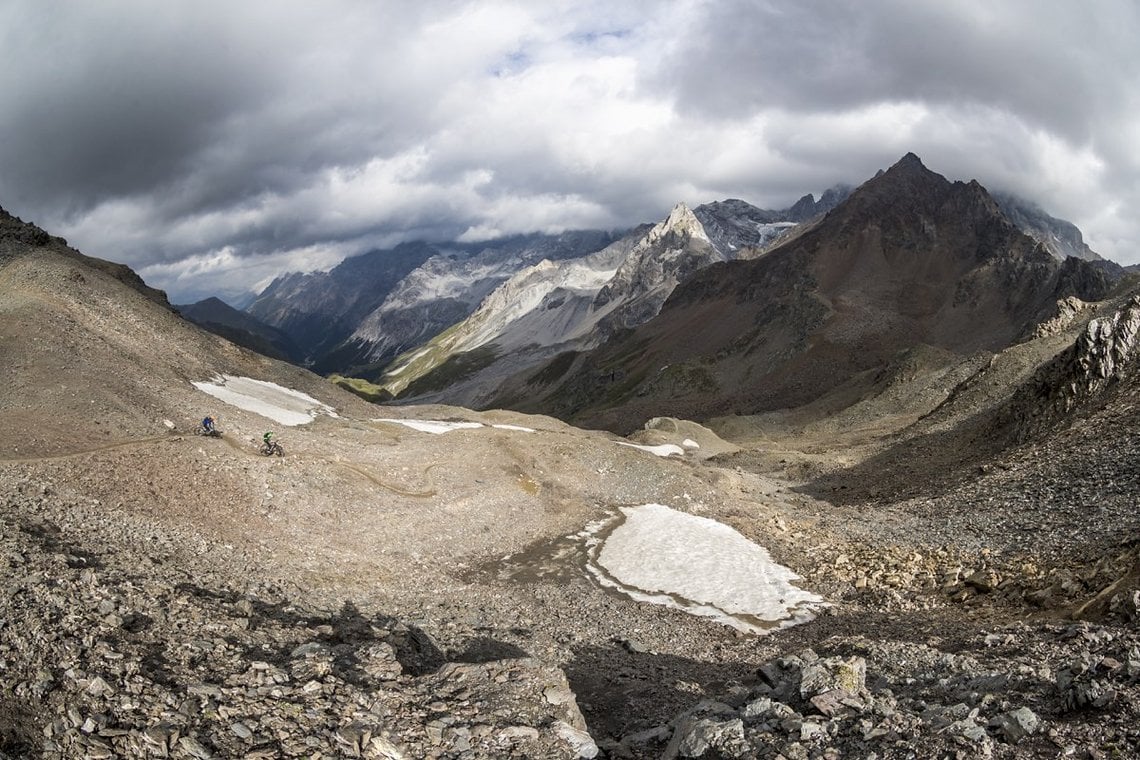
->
[0,435,178,464]
[337,461,440,498]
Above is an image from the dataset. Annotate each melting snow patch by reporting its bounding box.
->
[192,375,337,426]
[615,441,685,457]
[375,419,484,435]
[682,438,700,449]
[585,504,825,634]
[373,419,537,434]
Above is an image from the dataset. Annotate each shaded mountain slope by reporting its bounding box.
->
[246,241,441,362]
[177,296,303,363]
[499,154,1111,433]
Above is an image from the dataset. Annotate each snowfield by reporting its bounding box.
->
[615,441,686,457]
[586,504,825,634]
[375,418,536,434]
[375,419,484,434]
[192,375,338,426]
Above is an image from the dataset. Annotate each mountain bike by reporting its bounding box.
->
[260,439,284,457]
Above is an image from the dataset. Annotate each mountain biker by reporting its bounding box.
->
[263,431,274,448]
[202,416,216,434]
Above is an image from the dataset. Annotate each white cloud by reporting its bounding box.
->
[1,0,1138,303]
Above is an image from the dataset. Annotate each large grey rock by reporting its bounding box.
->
[989,706,1039,743]
[663,716,747,759]
[800,656,867,699]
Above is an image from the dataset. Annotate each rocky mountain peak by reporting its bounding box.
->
[0,205,53,249]
[993,191,1105,263]
[827,153,1014,249]
[897,151,925,168]
[874,151,945,189]
[647,202,709,247]
[788,193,821,219]
[842,152,951,210]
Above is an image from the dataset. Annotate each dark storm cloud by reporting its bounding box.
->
[0,1,441,225]
[0,3,270,214]
[0,1,1137,303]
[653,1,1131,138]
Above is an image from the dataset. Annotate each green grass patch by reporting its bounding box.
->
[329,374,393,403]
[397,345,499,398]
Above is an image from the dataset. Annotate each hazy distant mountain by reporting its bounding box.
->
[376,193,855,400]
[177,297,303,363]
[992,191,1103,263]
[488,153,1113,432]
[321,230,618,376]
[246,241,440,364]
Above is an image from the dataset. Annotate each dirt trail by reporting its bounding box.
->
[0,435,177,464]
[337,461,440,498]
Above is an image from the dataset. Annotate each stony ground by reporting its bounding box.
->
[3,394,1139,759]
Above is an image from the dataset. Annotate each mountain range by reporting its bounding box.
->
[201,186,851,385]
[486,154,1115,432]
[195,156,1122,430]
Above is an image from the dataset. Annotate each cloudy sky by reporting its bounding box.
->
[1,1,1137,304]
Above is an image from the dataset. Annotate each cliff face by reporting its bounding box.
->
[1003,295,1140,443]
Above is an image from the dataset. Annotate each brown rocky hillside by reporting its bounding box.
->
[499,154,1111,435]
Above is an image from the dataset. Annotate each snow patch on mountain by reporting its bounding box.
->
[615,441,686,457]
[192,375,338,426]
[585,504,826,634]
[374,418,536,434]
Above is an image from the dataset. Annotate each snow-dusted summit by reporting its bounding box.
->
[379,198,787,400]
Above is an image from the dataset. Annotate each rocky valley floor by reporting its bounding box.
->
[2,387,1139,759]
